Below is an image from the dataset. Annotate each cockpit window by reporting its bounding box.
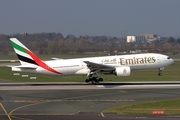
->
[167,56,171,59]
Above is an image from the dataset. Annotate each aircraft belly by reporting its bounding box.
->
[75,68,89,75]
[56,66,83,75]
[130,64,158,70]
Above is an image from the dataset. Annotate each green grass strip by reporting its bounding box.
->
[104,99,180,115]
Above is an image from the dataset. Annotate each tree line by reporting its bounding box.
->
[0,33,180,55]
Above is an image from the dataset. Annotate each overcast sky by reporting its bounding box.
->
[0,0,180,37]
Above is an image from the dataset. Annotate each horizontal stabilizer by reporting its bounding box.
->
[12,65,37,69]
[51,58,64,60]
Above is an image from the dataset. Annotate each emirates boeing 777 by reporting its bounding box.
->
[9,38,174,84]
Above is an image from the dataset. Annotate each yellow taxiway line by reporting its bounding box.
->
[0,103,12,120]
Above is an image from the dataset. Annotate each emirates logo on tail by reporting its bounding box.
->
[10,38,61,74]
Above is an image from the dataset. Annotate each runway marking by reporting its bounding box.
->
[119,90,127,93]
[100,112,105,117]
[8,101,44,117]
[62,99,134,102]
[8,91,131,116]
[11,115,33,120]
[3,99,134,102]
[0,103,12,120]
[11,100,40,103]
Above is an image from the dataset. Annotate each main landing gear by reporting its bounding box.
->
[158,68,164,76]
[85,77,103,84]
[85,73,103,84]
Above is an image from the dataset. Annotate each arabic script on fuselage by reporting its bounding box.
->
[102,58,117,63]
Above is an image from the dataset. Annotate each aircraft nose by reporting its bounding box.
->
[168,58,174,65]
[166,56,174,65]
[171,58,174,64]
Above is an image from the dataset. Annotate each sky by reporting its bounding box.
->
[0,0,180,37]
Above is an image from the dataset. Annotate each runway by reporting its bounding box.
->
[0,82,180,120]
[1,81,180,90]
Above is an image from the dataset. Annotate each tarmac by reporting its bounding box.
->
[0,82,180,120]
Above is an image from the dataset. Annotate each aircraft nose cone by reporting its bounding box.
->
[170,58,174,64]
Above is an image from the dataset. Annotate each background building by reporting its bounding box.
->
[126,36,136,43]
[126,34,159,43]
[140,34,160,42]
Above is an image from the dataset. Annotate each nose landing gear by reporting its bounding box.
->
[158,68,164,76]
[158,73,162,76]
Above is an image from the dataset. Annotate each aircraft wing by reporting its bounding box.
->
[84,61,115,73]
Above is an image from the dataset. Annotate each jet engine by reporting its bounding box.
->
[114,66,131,76]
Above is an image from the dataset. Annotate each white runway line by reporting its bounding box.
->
[96,85,104,88]
[100,112,105,117]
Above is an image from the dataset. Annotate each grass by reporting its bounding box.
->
[170,54,180,59]
[0,61,179,82]
[104,98,180,115]
[0,67,86,82]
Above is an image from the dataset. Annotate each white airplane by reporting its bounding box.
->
[9,38,174,84]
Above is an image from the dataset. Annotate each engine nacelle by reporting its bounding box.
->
[114,66,131,76]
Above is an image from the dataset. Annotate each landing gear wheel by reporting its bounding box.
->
[158,73,162,76]
[99,78,103,82]
[91,80,96,84]
[85,79,89,83]
[158,68,164,76]
[91,77,98,84]
[85,76,103,84]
